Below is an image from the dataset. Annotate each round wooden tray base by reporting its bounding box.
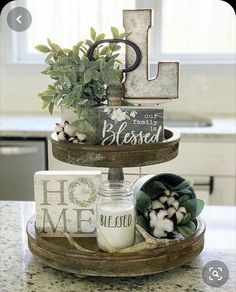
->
[27,216,205,277]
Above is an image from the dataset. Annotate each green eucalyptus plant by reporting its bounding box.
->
[35,27,129,127]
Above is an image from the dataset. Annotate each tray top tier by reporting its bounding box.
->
[51,128,180,168]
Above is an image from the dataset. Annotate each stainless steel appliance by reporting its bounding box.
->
[0,138,48,200]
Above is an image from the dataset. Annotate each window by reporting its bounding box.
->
[156,0,236,63]
[2,0,235,63]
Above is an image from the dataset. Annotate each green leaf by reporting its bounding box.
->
[73,84,82,97]
[111,53,120,59]
[142,180,167,199]
[85,39,93,47]
[102,68,121,86]
[178,194,191,204]
[173,180,192,191]
[63,48,71,54]
[185,221,196,232]
[137,215,148,230]
[90,27,96,41]
[100,46,110,55]
[48,102,54,115]
[45,52,54,63]
[40,95,53,103]
[41,101,48,109]
[93,70,100,80]
[70,119,82,127]
[78,62,85,73]
[96,33,105,41]
[83,120,96,132]
[119,32,126,39]
[178,189,193,197]
[111,27,119,38]
[110,44,121,52]
[119,32,132,39]
[176,226,194,238]
[181,199,205,219]
[47,39,62,52]
[64,92,75,107]
[76,98,88,105]
[76,40,84,49]
[180,212,192,224]
[35,45,51,53]
[195,199,205,217]
[63,75,71,87]
[135,191,151,214]
[79,47,87,54]
[84,69,93,84]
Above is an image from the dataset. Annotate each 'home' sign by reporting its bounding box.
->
[97,107,164,146]
[34,171,101,237]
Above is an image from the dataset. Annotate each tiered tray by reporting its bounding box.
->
[27,127,205,277]
[27,216,205,277]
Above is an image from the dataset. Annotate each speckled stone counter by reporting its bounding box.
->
[0,201,235,292]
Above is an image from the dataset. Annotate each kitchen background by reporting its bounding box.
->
[0,0,235,205]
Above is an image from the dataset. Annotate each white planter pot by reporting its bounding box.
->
[60,105,98,145]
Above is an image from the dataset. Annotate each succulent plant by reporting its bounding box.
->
[135,174,205,239]
[35,27,130,132]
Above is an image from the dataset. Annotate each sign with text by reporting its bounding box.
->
[35,171,101,237]
[97,107,164,146]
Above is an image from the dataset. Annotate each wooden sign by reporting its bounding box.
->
[35,171,101,237]
[123,9,179,102]
[97,107,164,146]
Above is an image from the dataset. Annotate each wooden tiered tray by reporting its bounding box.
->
[27,216,205,277]
[51,128,180,168]
[27,126,205,277]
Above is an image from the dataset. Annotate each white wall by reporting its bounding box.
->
[0,62,235,116]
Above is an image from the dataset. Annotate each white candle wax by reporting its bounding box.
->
[97,199,136,251]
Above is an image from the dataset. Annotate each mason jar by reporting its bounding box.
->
[96,181,136,252]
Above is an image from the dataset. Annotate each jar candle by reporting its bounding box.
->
[96,181,136,252]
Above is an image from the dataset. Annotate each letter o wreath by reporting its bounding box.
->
[68,177,97,208]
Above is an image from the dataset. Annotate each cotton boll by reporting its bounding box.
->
[167,197,176,207]
[164,189,171,196]
[167,207,176,218]
[153,228,167,238]
[149,210,157,227]
[156,210,168,220]
[176,212,184,224]
[178,207,186,213]
[58,132,67,141]
[59,121,65,127]
[76,133,87,142]
[149,208,175,238]
[64,124,76,137]
[55,123,63,133]
[159,196,168,204]
[171,199,179,210]
[72,138,79,144]
[151,200,164,210]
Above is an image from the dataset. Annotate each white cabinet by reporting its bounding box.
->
[142,141,236,206]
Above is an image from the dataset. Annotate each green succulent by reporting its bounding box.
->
[35,27,130,116]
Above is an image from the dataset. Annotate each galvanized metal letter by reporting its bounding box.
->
[123,9,179,101]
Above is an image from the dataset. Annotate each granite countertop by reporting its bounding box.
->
[0,201,235,291]
[0,114,235,142]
